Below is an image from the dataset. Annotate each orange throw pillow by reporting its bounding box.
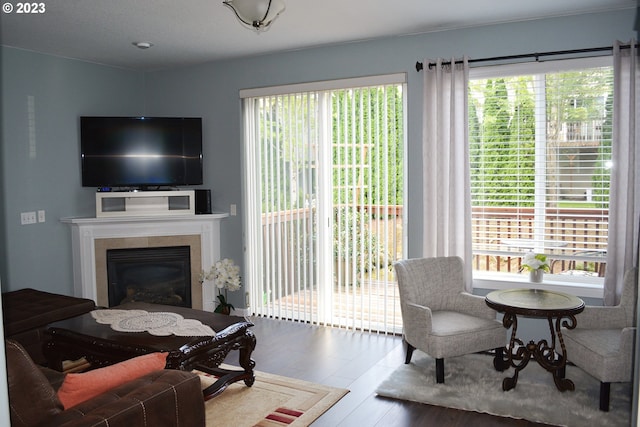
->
[57,352,168,409]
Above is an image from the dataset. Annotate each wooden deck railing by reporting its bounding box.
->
[261,205,608,279]
[471,207,608,276]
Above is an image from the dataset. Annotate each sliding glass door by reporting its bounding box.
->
[242,75,406,333]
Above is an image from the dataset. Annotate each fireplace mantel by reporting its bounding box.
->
[61,213,228,311]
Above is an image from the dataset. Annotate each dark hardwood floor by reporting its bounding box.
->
[231,316,554,427]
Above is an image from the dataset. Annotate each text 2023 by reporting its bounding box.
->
[16,2,45,13]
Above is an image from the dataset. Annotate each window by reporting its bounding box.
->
[469,58,612,284]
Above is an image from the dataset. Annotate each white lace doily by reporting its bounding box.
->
[91,309,216,336]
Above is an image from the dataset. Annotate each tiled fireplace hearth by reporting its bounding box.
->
[61,213,228,311]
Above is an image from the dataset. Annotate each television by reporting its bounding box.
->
[80,116,203,189]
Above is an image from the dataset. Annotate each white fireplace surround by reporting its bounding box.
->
[61,213,228,312]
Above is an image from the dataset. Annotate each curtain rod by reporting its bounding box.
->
[415,44,636,72]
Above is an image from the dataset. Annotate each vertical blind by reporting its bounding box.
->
[242,76,406,333]
[469,58,613,277]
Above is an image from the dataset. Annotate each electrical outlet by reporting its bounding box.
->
[230,204,237,216]
[38,210,46,223]
[20,211,37,225]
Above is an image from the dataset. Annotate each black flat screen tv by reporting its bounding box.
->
[80,116,203,189]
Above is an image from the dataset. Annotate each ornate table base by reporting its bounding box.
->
[498,312,578,391]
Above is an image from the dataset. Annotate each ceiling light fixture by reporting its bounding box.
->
[223,0,285,32]
[132,41,154,49]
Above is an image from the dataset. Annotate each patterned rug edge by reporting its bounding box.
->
[196,368,349,427]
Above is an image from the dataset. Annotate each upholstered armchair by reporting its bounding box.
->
[562,267,638,411]
[394,256,506,383]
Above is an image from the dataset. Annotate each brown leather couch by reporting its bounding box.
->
[6,339,206,427]
[2,288,96,365]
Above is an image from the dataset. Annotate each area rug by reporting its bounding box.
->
[197,368,349,427]
[375,351,631,427]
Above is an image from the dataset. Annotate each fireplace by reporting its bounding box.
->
[107,246,192,307]
[61,213,228,311]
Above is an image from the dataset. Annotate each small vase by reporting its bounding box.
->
[214,305,231,315]
[529,269,544,283]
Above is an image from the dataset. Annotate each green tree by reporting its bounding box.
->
[509,78,536,204]
[331,86,403,208]
[471,78,533,207]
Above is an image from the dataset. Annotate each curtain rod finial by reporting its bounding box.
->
[416,61,424,72]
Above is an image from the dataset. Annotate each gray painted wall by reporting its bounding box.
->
[0,48,145,294]
[0,9,636,305]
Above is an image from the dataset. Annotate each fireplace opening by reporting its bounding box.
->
[106,246,192,308]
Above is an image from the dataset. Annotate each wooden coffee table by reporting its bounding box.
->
[485,288,584,392]
[44,302,256,399]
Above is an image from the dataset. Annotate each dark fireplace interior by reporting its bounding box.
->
[106,246,192,308]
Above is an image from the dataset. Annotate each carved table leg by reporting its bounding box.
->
[239,329,257,387]
[198,329,257,400]
[549,315,576,391]
[500,312,532,391]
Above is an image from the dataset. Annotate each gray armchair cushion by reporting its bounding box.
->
[564,328,634,382]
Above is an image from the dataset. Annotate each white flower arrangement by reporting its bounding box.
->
[201,258,242,292]
[522,252,550,272]
[200,258,241,314]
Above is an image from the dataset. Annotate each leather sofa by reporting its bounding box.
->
[2,288,96,365]
[6,339,206,427]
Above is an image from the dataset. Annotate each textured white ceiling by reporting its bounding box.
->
[0,0,636,70]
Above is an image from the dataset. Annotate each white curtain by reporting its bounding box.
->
[604,40,640,306]
[422,57,473,290]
